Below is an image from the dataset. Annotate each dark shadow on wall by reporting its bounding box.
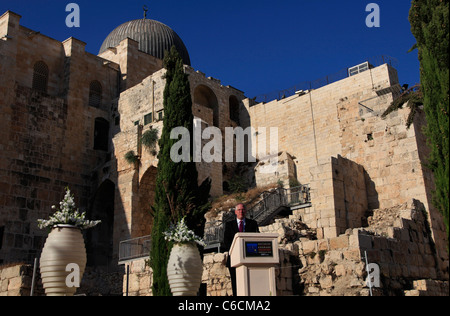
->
[86,179,115,268]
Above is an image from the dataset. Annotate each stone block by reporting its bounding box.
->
[323,226,338,239]
[1,265,24,280]
[213,253,226,264]
[203,254,214,264]
[7,276,24,291]
[329,235,349,250]
[343,249,361,261]
[319,275,333,289]
[301,240,317,255]
[335,264,346,277]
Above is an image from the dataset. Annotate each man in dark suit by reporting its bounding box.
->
[223,203,259,296]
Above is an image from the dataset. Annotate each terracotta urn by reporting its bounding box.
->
[39,225,87,296]
[167,243,203,296]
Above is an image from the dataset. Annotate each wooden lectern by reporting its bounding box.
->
[229,233,279,296]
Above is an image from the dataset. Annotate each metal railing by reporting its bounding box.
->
[204,185,311,250]
[283,185,311,207]
[118,235,151,264]
[119,186,312,254]
[248,185,311,226]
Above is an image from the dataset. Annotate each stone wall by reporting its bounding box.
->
[245,63,448,273]
[0,263,43,296]
[259,198,448,296]
[111,64,248,252]
[122,259,153,296]
[0,11,120,265]
[306,155,368,239]
[404,279,449,296]
[202,252,232,296]
[255,152,297,188]
[98,37,163,92]
[201,249,297,296]
[0,263,123,296]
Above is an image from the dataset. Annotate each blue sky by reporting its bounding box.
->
[1,0,420,98]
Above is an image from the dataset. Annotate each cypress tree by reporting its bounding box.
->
[409,0,449,236]
[150,47,211,296]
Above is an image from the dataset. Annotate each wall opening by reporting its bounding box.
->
[89,80,103,108]
[229,95,240,124]
[194,85,219,127]
[94,118,110,151]
[32,61,49,93]
[86,180,115,268]
[134,167,157,237]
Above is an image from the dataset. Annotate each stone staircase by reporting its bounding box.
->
[248,185,311,226]
[204,186,311,251]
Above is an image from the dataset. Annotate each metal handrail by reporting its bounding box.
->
[118,235,151,264]
[248,185,311,222]
[204,185,311,249]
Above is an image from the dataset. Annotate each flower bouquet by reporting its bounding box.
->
[37,187,101,230]
[163,217,205,247]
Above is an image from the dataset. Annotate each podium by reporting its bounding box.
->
[229,233,279,296]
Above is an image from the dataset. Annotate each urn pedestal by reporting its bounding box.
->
[167,243,203,296]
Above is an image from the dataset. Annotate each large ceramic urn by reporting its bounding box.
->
[167,243,203,296]
[40,225,87,296]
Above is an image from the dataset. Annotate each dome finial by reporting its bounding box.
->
[143,5,148,19]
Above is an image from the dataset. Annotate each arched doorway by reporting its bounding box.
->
[135,167,157,237]
[86,180,115,267]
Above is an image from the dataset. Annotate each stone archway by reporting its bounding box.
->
[194,85,219,127]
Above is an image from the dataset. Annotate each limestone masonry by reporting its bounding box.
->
[0,10,448,296]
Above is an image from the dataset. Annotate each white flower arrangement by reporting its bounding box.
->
[37,188,101,230]
[164,217,206,247]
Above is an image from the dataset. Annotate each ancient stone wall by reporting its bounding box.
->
[305,155,368,239]
[259,199,448,295]
[201,249,296,296]
[122,259,153,296]
[245,63,448,270]
[0,11,120,264]
[0,263,43,296]
[254,152,297,188]
[98,37,163,92]
[111,65,248,252]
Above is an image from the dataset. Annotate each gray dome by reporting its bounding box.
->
[99,19,191,66]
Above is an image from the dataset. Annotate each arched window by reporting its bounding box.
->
[32,61,49,93]
[89,80,102,108]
